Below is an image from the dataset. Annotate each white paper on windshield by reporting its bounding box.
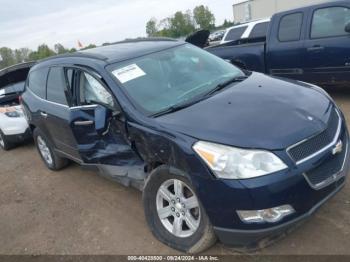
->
[0,89,4,96]
[112,64,146,84]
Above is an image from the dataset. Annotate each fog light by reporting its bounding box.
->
[237,205,295,223]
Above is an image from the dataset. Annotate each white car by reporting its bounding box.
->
[220,18,270,44]
[0,62,34,150]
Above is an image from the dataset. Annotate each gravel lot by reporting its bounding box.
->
[0,90,350,255]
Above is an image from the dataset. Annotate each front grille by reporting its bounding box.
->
[304,132,347,189]
[288,109,340,163]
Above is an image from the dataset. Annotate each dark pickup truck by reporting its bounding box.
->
[206,1,350,88]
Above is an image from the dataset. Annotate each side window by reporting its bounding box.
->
[46,67,70,106]
[311,7,350,39]
[66,68,74,91]
[224,26,248,41]
[249,22,269,38]
[78,71,115,108]
[65,68,76,105]
[278,13,303,42]
[28,68,49,99]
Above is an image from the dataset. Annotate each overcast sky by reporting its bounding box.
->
[0,0,234,50]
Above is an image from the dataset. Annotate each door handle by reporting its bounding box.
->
[307,45,324,52]
[74,120,94,126]
[40,112,48,118]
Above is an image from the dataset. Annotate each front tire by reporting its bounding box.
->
[33,128,69,171]
[0,129,13,151]
[143,166,216,253]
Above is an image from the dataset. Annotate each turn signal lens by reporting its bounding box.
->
[237,205,295,223]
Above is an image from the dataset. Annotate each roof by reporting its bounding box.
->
[275,0,345,15]
[81,38,183,63]
[39,38,183,66]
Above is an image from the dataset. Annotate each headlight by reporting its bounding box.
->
[193,141,287,179]
[5,111,21,118]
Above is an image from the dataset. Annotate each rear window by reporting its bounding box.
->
[249,22,269,38]
[28,68,49,99]
[46,67,69,106]
[224,26,248,41]
[278,13,303,42]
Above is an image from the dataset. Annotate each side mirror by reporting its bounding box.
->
[345,22,350,33]
[94,105,112,136]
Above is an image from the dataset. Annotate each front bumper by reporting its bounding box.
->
[5,128,32,144]
[190,120,349,249]
[213,179,345,248]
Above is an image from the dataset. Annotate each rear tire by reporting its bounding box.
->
[143,165,216,254]
[33,128,69,171]
[0,129,13,151]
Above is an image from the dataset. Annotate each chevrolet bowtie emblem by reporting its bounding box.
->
[332,140,343,155]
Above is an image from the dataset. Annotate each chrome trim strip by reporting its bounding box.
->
[303,134,348,190]
[287,109,342,165]
[27,88,99,111]
[27,88,69,108]
[74,120,94,126]
[70,104,98,110]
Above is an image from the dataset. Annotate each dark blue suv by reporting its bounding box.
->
[21,39,349,253]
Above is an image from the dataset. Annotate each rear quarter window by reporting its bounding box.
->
[224,26,248,41]
[249,22,269,38]
[28,68,49,99]
[46,67,69,106]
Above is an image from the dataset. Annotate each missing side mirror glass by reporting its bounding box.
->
[345,22,350,33]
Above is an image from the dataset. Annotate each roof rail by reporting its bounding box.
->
[108,37,177,45]
[38,52,108,63]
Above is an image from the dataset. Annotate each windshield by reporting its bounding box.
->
[109,44,244,116]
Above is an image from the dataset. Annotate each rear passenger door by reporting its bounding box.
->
[43,66,82,161]
[266,12,305,80]
[303,5,350,86]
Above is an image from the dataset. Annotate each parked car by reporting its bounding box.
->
[209,30,225,42]
[0,62,35,150]
[207,1,350,88]
[22,39,349,253]
[220,18,270,44]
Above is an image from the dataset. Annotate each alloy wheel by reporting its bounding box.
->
[156,179,201,238]
[37,136,53,165]
[0,133,4,148]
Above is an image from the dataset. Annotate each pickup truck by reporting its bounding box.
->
[205,1,350,88]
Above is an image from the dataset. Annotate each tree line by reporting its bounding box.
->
[146,5,234,38]
[0,43,97,70]
[1,5,234,70]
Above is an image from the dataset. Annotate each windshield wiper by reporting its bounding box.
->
[152,75,248,118]
[152,98,202,118]
[204,75,248,97]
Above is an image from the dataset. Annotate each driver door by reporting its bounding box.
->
[68,68,141,166]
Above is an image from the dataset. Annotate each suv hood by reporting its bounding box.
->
[155,73,334,150]
[0,62,35,91]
